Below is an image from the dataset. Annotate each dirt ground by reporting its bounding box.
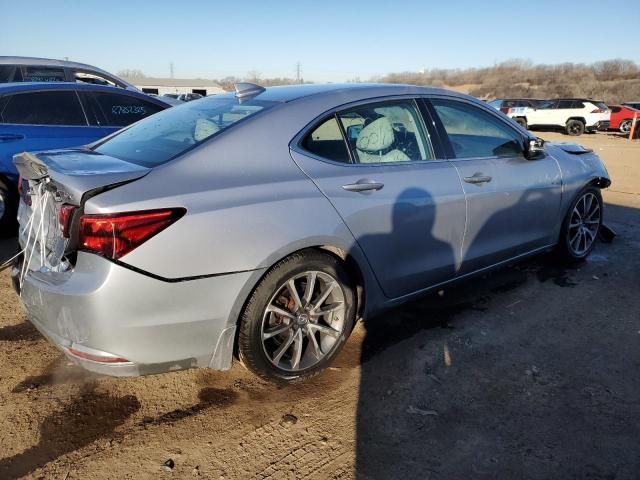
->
[0,132,638,479]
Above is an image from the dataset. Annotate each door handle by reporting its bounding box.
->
[464,173,492,185]
[342,179,384,193]
[0,134,25,142]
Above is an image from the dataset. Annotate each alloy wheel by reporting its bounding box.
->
[620,120,632,134]
[567,192,600,256]
[261,270,346,372]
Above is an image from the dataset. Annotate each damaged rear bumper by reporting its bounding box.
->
[14,252,253,376]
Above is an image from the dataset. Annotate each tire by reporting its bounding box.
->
[0,178,18,238]
[566,119,585,136]
[620,119,632,134]
[238,250,356,383]
[556,186,602,262]
[514,117,528,129]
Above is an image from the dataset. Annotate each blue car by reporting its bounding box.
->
[0,82,170,233]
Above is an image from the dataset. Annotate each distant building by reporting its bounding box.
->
[121,76,225,96]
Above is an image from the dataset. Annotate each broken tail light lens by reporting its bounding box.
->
[78,208,186,260]
[58,204,78,238]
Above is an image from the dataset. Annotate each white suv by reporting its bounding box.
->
[508,98,611,136]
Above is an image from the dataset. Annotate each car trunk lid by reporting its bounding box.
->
[13,149,149,273]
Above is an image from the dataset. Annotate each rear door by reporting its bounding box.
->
[80,90,166,136]
[426,96,562,274]
[0,90,100,181]
[290,98,466,299]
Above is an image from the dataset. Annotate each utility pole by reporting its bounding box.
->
[170,61,174,79]
[296,62,301,84]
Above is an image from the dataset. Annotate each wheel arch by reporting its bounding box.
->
[227,243,370,361]
[566,116,586,125]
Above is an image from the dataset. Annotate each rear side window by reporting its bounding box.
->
[610,106,621,113]
[557,100,574,109]
[22,66,66,82]
[431,98,523,159]
[88,92,164,126]
[1,91,86,125]
[94,94,276,167]
[303,117,350,163]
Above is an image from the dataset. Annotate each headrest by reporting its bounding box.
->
[356,117,395,153]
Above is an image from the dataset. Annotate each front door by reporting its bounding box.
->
[428,97,562,275]
[290,98,466,299]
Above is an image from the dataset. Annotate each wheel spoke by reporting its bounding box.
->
[263,323,291,340]
[585,228,596,241]
[311,282,336,312]
[286,279,303,310]
[302,271,317,305]
[572,207,582,220]
[570,230,581,248]
[306,328,323,359]
[290,330,303,370]
[309,323,341,339]
[315,302,344,316]
[266,305,296,320]
[587,204,600,221]
[272,330,295,364]
[585,194,593,215]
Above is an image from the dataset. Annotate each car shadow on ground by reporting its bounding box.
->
[354,199,640,479]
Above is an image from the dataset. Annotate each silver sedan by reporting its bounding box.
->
[12,83,610,382]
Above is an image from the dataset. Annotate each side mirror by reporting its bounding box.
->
[524,137,545,159]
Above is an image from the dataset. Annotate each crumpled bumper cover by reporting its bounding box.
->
[15,252,254,376]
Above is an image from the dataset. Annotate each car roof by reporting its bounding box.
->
[0,82,170,105]
[0,56,135,88]
[245,83,457,103]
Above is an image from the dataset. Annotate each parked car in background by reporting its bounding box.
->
[150,94,184,106]
[12,83,610,383]
[608,105,640,133]
[177,92,203,102]
[509,98,610,135]
[622,101,640,111]
[0,82,170,233]
[0,56,138,91]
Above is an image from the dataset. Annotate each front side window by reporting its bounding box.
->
[0,91,86,125]
[431,98,523,159]
[22,66,66,82]
[337,100,433,163]
[537,100,556,109]
[94,94,276,167]
[89,92,164,126]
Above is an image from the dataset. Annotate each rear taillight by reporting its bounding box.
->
[78,208,186,260]
[591,109,605,113]
[58,204,78,238]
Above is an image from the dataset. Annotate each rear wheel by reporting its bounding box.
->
[238,250,356,383]
[556,187,602,262]
[566,119,585,136]
[620,119,632,134]
[0,179,18,238]
[514,117,528,129]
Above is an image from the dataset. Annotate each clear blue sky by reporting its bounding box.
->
[2,0,638,82]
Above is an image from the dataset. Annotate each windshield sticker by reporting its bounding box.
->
[111,105,146,115]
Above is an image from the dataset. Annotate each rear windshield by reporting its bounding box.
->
[93,94,277,167]
[594,102,609,110]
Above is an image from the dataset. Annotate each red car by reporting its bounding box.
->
[608,105,640,133]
